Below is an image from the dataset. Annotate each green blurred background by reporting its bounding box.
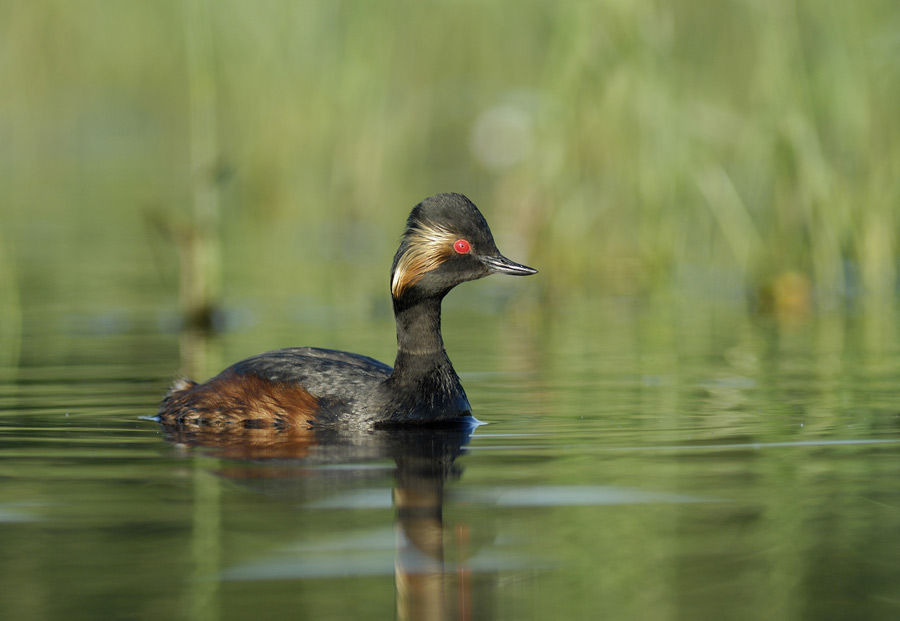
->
[2,6,900,618]
[2,0,899,333]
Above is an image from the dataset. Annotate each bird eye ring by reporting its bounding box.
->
[453,239,471,254]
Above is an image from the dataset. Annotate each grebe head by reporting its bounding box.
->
[390,193,537,300]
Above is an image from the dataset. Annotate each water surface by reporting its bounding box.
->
[2,300,899,620]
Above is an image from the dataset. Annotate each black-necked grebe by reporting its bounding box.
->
[158,193,537,429]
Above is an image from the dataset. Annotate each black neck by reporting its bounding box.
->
[391,294,451,379]
[381,291,471,423]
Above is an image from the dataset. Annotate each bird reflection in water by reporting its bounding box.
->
[158,417,478,621]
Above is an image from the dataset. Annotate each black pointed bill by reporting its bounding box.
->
[479,254,538,276]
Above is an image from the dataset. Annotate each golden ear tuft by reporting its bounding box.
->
[391,221,457,298]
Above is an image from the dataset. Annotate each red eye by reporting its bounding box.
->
[453,239,471,254]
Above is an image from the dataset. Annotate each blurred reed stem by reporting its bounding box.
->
[181,0,222,331]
